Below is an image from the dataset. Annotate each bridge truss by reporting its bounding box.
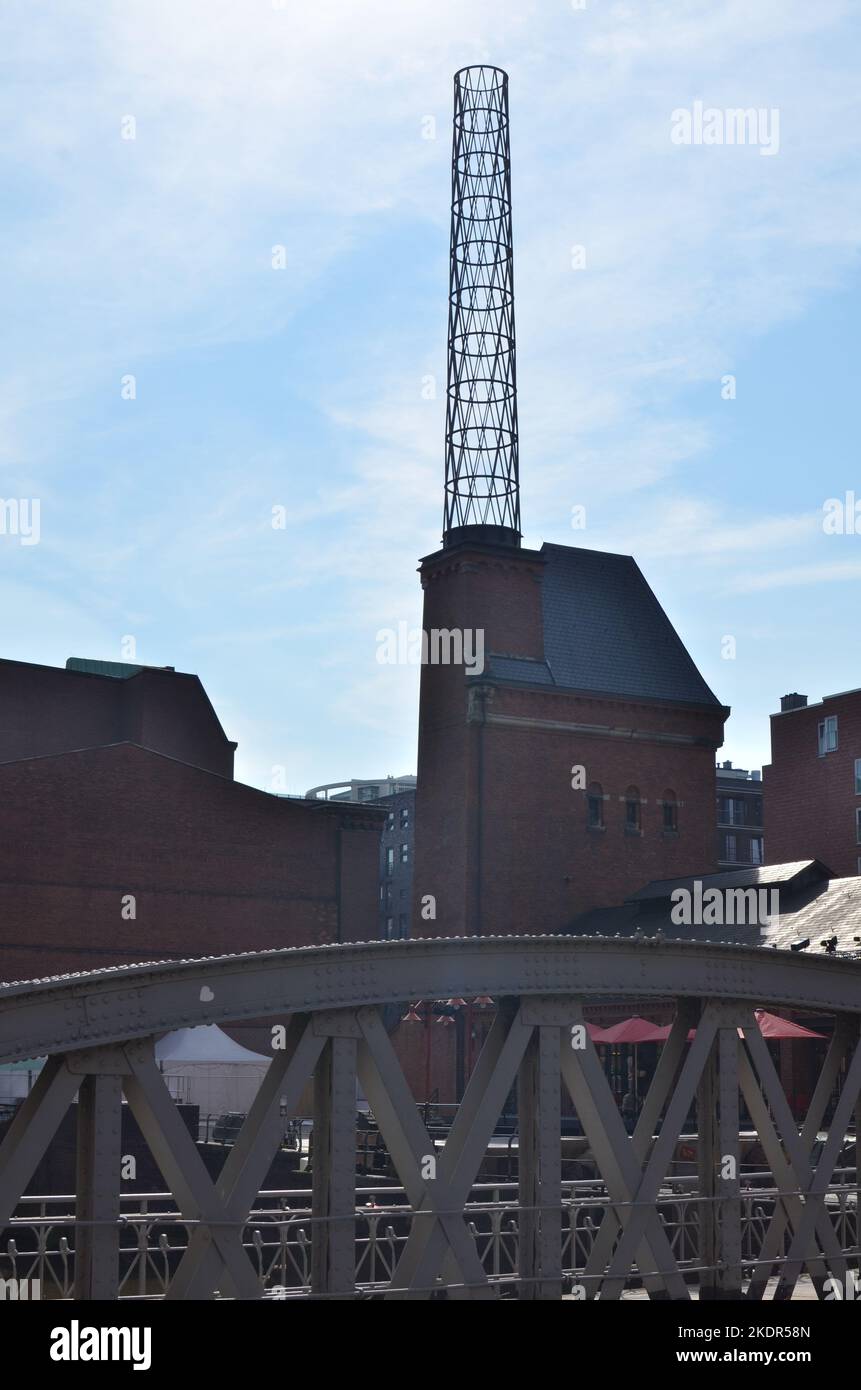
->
[0,936,858,1300]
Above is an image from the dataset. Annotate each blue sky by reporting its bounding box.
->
[1,0,859,791]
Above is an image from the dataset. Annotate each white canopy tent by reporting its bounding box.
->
[155,1025,271,1117]
[0,1057,46,1101]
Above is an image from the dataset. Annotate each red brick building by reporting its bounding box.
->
[0,658,382,985]
[763,689,861,878]
[0,656,236,778]
[412,539,729,938]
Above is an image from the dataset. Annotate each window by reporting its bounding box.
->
[359,784,380,801]
[400,843,409,864]
[662,791,678,833]
[718,797,746,826]
[625,786,641,833]
[857,856,861,877]
[398,914,408,938]
[385,916,394,938]
[587,783,604,829]
[386,811,395,830]
[818,716,838,755]
[856,808,861,845]
[722,833,737,863]
[386,847,394,876]
[400,806,410,828]
[750,837,763,865]
[855,759,861,795]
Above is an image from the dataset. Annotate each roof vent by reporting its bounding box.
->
[780,693,808,712]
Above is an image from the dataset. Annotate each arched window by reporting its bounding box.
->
[625,785,641,833]
[587,782,604,829]
[662,790,678,833]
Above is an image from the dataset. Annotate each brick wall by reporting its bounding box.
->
[413,542,725,938]
[0,743,382,983]
[0,659,235,778]
[763,691,861,878]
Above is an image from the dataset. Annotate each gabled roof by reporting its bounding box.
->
[627,860,832,904]
[537,544,724,708]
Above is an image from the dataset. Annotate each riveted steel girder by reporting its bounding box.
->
[1,936,859,1065]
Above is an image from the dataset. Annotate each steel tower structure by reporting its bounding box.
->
[443,66,521,548]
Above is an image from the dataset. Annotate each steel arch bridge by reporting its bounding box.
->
[0,935,859,1301]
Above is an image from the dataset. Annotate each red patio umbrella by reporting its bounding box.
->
[595,1016,669,1044]
[652,1010,825,1042]
[749,1009,825,1040]
[591,1017,667,1107]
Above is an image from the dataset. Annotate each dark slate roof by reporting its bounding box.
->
[537,544,723,707]
[484,656,555,685]
[567,862,861,958]
[627,860,830,903]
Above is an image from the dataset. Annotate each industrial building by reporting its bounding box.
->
[0,657,382,985]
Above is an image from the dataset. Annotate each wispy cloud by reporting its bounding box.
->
[0,0,859,783]
[729,559,861,593]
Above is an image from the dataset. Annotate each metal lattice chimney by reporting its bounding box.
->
[443,66,521,549]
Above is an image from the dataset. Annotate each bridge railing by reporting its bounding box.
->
[2,1173,857,1299]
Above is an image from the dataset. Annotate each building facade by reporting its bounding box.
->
[0,656,236,778]
[306,776,416,940]
[377,790,416,940]
[763,689,861,878]
[412,541,729,938]
[716,760,764,868]
[0,658,382,984]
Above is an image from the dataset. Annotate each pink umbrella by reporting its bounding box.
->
[596,1016,669,1045]
[652,1010,825,1042]
[751,1009,825,1040]
[591,1017,667,1108]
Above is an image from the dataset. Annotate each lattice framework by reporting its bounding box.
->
[444,66,521,545]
